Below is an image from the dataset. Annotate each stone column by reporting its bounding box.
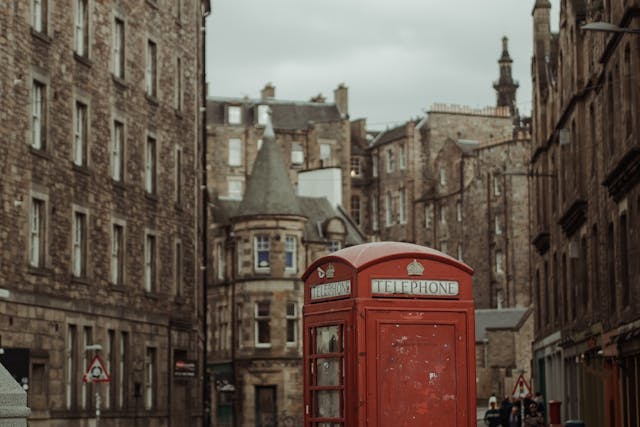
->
[0,363,30,427]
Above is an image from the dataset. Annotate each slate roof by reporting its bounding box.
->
[211,196,364,246]
[236,116,304,218]
[456,139,480,156]
[369,122,412,148]
[299,197,365,246]
[207,97,343,130]
[475,308,530,342]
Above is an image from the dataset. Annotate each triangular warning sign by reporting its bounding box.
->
[511,373,531,398]
[83,355,111,383]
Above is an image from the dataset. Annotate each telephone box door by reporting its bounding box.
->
[304,310,352,427]
[366,310,471,427]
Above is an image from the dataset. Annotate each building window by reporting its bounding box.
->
[32,80,46,150]
[495,216,502,235]
[32,0,47,33]
[371,198,378,231]
[217,305,228,351]
[74,0,88,57]
[217,241,225,281]
[399,189,407,224]
[351,195,361,225]
[66,324,77,409]
[73,101,88,167]
[175,57,183,111]
[495,250,503,274]
[29,198,46,268]
[145,40,157,97]
[329,240,341,253]
[111,223,124,285]
[144,347,156,410]
[320,143,331,164]
[493,175,501,196]
[286,302,297,346]
[440,205,447,224]
[175,146,182,205]
[72,211,87,278]
[254,235,270,271]
[113,18,125,78]
[145,136,156,194]
[386,148,394,172]
[425,204,433,229]
[440,241,448,254]
[257,105,269,125]
[175,240,182,296]
[399,145,406,170]
[291,142,304,165]
[112,121,124,181]
[236,303,243,349]
[285,236,296,272]
[456,201,462,222]
[236,240,243,275]
[457,244,463,261]
[118,332,128,409]
[228,138,242,166]
[227,106,241,124]
[372,156,378,177]
[385,192,392,226]
[255,386,277,426]
[144,233,156,292]
[350,157,361,176]
[227,178,243,200]
[439,167,446,186]
[254,301,271,347]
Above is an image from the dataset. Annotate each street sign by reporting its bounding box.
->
[511,373,532,399]
[83,355,111,383]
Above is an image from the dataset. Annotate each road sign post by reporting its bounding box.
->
[83,354,110,427]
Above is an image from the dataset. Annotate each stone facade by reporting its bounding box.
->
[530,1,640,425]
[0,1,209,426]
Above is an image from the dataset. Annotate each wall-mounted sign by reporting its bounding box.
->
[311,280,351,300]
[371,279,459,297]
[174,360,197,377]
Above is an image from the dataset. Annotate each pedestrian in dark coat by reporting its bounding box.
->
[484,401,502,427]
[508,406,522,427]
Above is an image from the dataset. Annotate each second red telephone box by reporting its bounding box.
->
[302,242,476,427]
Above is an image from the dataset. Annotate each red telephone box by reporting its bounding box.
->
[302,242,476,427]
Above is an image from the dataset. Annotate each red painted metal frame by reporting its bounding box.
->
[303,242,476,427]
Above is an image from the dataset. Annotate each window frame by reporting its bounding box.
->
[284,235,297,273]
[144,347,156,410]
[74,0,89,58]
[71,208,88,278]
[32,0,48,34]
[385,192,392,226]
[399,144,406,170]
[112,120,125,182]
[29,196,47,268]
[144,232,157,293]
[254,235,270,272]
[399,189,407,224]
[73,100,88,167]
[286,301,298,346]
[228,138,242,167]
[254,301,271,348]
[113,17,125,79]
[291,142,304,165]
[145,135,157,195]
[32,80,46,150]
[386,148,394,173]
[351,194,361,226]
[227,106,241,125]
[145,39,157,97]
[110,221,125,286]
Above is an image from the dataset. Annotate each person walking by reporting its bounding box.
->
[484,401,502,427]
[508,406,521,427]
[523,402,546,427]
[499,396,513,427]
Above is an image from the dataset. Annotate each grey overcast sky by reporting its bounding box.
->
[205,0,560,130]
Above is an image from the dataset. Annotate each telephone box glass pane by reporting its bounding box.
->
[316,423,342,427]
[315,390,340,418]
[316,326,340,354]
[316,358,340,386]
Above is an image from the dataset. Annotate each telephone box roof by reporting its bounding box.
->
[303,241,473,280]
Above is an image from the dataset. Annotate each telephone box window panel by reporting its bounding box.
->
[309,325,344,426]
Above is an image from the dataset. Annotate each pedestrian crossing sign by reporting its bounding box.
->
[82,355,111,383]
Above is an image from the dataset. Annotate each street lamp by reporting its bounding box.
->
[581,22,640,34]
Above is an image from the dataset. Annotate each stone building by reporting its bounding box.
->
[206,115,364,426]
[359,39,533,400]
[530,1,640,425]
[0,1,210,426]
[205,83,351,208]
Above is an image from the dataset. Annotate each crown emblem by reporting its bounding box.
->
[317,267,325,279]
[326,263,335,278]
[407,259,424,276]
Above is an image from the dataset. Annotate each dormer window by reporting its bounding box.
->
[227,106,241,125]
[350,157,361,177]
[257,105,269,125]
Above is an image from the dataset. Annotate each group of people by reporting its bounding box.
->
[484,392,546,427]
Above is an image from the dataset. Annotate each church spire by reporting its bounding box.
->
[493,36,519,114]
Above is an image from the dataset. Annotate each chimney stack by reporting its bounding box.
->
[261,82,275,100]
[333,83,348,117]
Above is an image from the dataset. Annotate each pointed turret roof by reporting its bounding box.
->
[235,111,305,218]
[499,36,513,63]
